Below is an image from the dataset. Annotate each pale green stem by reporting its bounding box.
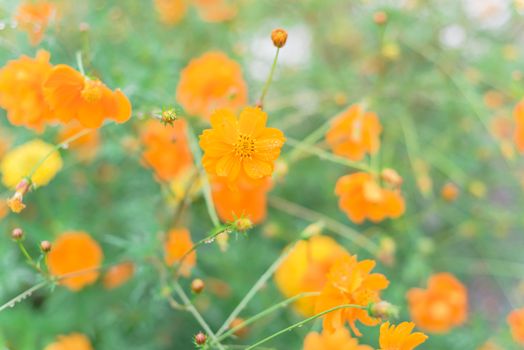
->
[76,50,85,75]
[258,48,280,106]
[0,280,47,312]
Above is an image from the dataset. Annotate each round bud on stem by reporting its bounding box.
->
[233,217,253,233]
[191,278,205,294]
[40,240,52,253]
[194,332,207,346]
[368,301,399,320]
[11,228,24,241]
[373,11,388,25]
[271,28,288,48]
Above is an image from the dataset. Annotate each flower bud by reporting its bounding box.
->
[271,28,288,48]
[230,317,249,338]
[11,228,24,241]
[441,182,459,202]
[194,332,207,346]
[191,278,205,294]
[373,11,388,25]
[40,240,52,253]
[233,217,253,233]
[381,168,403,187]
[368,301,399,320]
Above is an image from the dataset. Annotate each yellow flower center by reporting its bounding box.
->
[81,79,103,102]
[234,134,255,159]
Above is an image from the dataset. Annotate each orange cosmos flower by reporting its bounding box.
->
[275,235,349,316]
[140,119,193,181]
[441,182,459,202]
[211,175,271,224]
[164,228,196,277]
[15,1,57,45]
[47,231,103,291]
[407,273,468,333]
[514,100,524,153]
[57,122,101,163]
[0,50,53,131]
[326,104,382,161]
[177,52,247,119]
[335,172,405,224]
[193,0,238,22]
[507,308,524,345]
[154,0,188,25]
[199,107,285,183]
[103,262,135,289]
[303,328,373,350]
[43,65,132,128]
[44,333,93,350]
[379,322,428,350]
[315,255,389,336]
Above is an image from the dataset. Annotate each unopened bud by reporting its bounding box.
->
[230,317,249,338]
[191,278,205,294]
[11,228,24,240]
[233,217,253,233]
[40,240,52,253]
[194,332,207,346]
[381,168,403,187]
[373,11,388,25]
[368,301,399,320]
[271,28,288,48]
[160,108,178,127]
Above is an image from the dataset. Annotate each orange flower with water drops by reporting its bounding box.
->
[57,122,101,163]
[44,333,93,350]
[303,328,373,350]
[43,65,132,128]
[379,322,428,350]
[15,1,57,46]
[140,119,193,182]
[0,50,53,131]
[47,231,103,291]
[177,52,247,119]
[275,235,349,316]
[507,308,524,345]
[407,273,468,333]
[199,107,285,183]
[164,228,196,277]
[103,262,135,290]
[335,172,405,224]
[513,100,524,153]
[315,255,389,335]
[326,104,382,161]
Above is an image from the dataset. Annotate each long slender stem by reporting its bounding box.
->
[0,281,47,312]
[258,48,280,106]
[245,304,366,350]
[76,50,85,76]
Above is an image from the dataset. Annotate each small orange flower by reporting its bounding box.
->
[0,50,53,131]
[335,172,405,224]
[407,273,468,333]
[379,321,428,350]
[154,0,188,25]
[303,328,373,350]
[47,231,103,291]
[103,262,135,290]
[315,255,389,336]
[15,1,57,45]
[513,100,524,153]
[507,308,524,345]
[57,122,101,162]
[43,65,132,128]
[140,119,193,181]
[211,175,271,224]
[177,52,247,119]
[326,104,382,161]
[441,182,459,202]
[193,0,238,22]
[44,333,93,350]
[164,228,196,276]
[275,235,349,316]
[199,107,285,183]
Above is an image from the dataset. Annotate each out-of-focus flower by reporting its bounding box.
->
[193,0,237,22]
[1,139,62,188]
[154,0,188,25]
[0,50,53,131]
[477,340,503,350]
[177,52,247,119]
[199,107,285,183]
[315,255,389,335]
[15,1,57,45]
[483,90,505,109]
[441,182,459,202]
[44,333,93,350]
[57,122,100,163]
[303,328,373,350]
[407,273,468,333]
[141,119,193,182]
[326,104,382,161]
[490,115,513,141]
[508,308,524,345]
[513,100,524,153]
[47,231,103,291]
[379,322,428,350]
[381,42,400,60]
[335,172,405,224]
[229,317,249,338]
[164,228,196,277]
[43,65,131,128]
[103,262,135,289]
[275,235,348,316]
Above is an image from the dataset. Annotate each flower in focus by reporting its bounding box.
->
[211,175,272,224]
[103,262,135,290]
[315,255,389,335]
[379,321,428,350]
[1,139,62,189]
[15,1,57,45]
[177,52,247,119]
[513,100,524,153]
[193,0,238,22]
[326,104,382,161]
[335,172,405,224]
[57,122,100,163]
[44,333,93,350]
[43,65,132,128]
[47,231,103,291]
[140,119,193,181]
[154,0,188,25]
[507,308,524,345]
[275,235,349,316]
[407,273,468,333]
[303,328,373,350]
[164,228,196,277]
[199,107,285,183]
[0,50,53,131]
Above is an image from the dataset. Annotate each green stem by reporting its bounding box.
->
[258,48,280,106]
[0,280,47,312]
[245,304,366,350]
[284,121,332,165]
[76,50,85,76]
